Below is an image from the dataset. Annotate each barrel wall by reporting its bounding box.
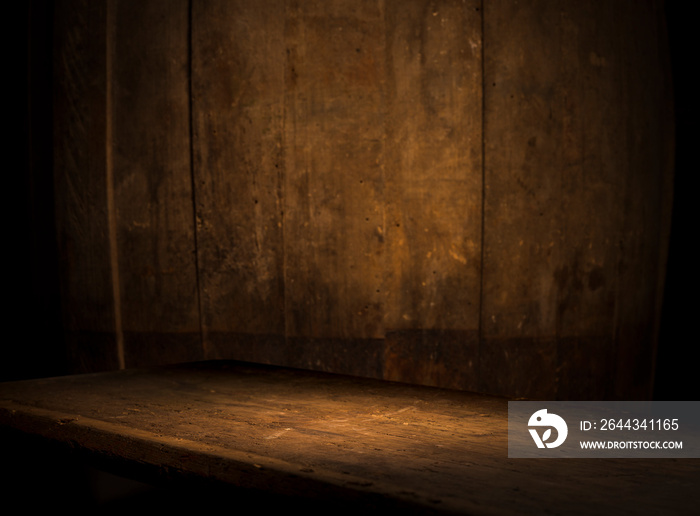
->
[52,0,674,400]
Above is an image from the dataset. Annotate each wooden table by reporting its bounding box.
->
[0,361,697,514]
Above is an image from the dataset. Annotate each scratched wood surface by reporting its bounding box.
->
[382,0,483,392]
[281,0,389,378]
[110,0,202,367]
[191,0,287,362]
[53,0,118,372]
[481,0,674,399]
[607,2,674,400]
[1,362,697,515]
[283,0,386,341]
[49,0,674,400]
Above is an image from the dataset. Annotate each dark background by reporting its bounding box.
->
[653,1,694,401]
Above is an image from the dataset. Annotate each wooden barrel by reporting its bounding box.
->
[52,0,673,400]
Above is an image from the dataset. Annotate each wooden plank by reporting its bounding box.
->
[111,0,201,367]
[383,0,483,390]
[1,362,698,515]
[481,0,673,399]
[611,1,674,400]
[53,0,118,373]
[283,0,386,349]
[191,0,287,362]
[48,0,673,400]
[482,0,577,399]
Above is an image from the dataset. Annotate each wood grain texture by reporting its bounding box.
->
[482,0,585,398]
[49,0,674,399]
[481,0,674,399]
[111,0,201,367]
[384,0,483,332]
[283,0,386,343]
[609,1,675,400]
[53,0,118,373]
[1,362,698,515]
[191,0,286,361]
[383,0,483,390]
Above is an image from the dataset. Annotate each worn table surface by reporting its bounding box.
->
[0,361,697,514]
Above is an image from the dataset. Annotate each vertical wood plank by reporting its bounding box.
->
[482,0,609,399]
[612,1,674,400]
[111,0,201,367]
[383,0,483,390]
[50,0,672,397]
[283,0,387,376]
[550,1,622,400]
[191,0,287,363]
[482,0,674,399]
[53,0,118,373]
